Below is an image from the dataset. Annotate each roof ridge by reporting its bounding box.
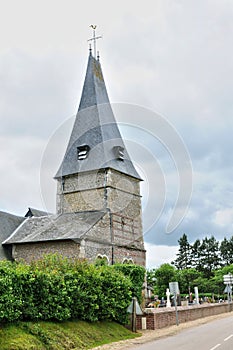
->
[2,216,28,245]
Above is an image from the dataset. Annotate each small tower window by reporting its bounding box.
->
[77,145,90,160]
[113,146,124,161]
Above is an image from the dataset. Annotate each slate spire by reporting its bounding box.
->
[55,52,141,180]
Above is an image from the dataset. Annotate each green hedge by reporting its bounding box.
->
[112,263,145,303]
[0,255,144,324]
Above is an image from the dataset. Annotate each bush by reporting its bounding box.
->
[0,255,137,324]
[96,265,132,323]
[112,264,145,303]
[0,261,23,321]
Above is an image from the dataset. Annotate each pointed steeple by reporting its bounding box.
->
[55,52,141,180]
[78,51,110,111]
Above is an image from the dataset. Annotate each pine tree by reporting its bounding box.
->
[172,234,192,270]
[220,236,233,266]
[191,239,202,271]
[198,236,220,278]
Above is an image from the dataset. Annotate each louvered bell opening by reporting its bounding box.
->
[77,145,90,160]
[113,146,124,161]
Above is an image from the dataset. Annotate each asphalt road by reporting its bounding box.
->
[129,316,233,350]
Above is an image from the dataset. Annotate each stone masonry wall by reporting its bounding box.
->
[114,245,146,266]
[84,240,113,264]
[12,240,80,263]
[56,169,143,222]
[84,212,145,266]
[111,213,144,251]
[106,169,140,196]
[64,171,106,192]
[84,241,145,266]
[61,188,106,213]
[106,169,142,217]
[56,170,107,214]
[85,212,111,243]
[55,168,145,266]
[106,170,144,258]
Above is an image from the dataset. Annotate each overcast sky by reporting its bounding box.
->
[0,0,233,268]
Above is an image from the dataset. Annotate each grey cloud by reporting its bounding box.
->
[1,0,233,265]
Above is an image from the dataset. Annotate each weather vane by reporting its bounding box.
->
[88,25,102,59]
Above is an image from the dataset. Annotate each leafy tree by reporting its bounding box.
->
[191,275,218,294]
[146,268,157,288]
[153,264,176,297]
[172,234,192,269]
[212,264,233,293]
[176,268,202,294]
[146,268,159,296]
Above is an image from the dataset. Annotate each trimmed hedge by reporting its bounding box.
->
[112,263,145,303]
[0,255,144,324]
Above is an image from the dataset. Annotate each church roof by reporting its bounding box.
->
[3,211,105,244]
[55,52,141,180]
[0,211,25,259]
[25,207,50,218]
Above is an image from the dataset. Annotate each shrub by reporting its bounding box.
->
[112,264,145,303]
[0,255,137,324]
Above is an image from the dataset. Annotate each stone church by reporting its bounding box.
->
[0,48,146,266]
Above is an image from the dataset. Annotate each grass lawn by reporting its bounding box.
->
[0,320,141,349]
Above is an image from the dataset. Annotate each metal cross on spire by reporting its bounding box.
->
[88,25,102,59]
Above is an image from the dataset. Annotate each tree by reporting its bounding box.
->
[220,237,233,266]
[192,275,218,294]
[176,268,202,294]
[146,268,157,288]
[153,264,176,297]
[172,234,192,269]
[191,239,202,270]
[213,264,233,292]
[197,236,221,278]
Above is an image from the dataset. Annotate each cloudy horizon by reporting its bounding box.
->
[1,0,233,268]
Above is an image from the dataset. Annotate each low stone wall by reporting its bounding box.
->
[136,303,233,330]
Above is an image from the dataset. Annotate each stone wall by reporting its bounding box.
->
[83,210,146,265]
[54,167,145,267]
[106,169,142,218]
[114,245,146,266]
[64,171,106,192]
[106,169,140,196]
[56,170,107,214]
[85,212,111,242]
[13,240,80,263]
[111,213,144,250]
[136,303,233,330]
[84,240,113,264]
[56,169,143,221]
[13,239,146,266]
[12,210,146,267]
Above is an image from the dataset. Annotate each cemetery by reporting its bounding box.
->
[134,274,233,330]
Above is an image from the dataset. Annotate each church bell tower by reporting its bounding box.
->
[55,32,145,266]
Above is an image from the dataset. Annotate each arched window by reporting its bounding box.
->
[95,254,109,266]
[122,258,134,264]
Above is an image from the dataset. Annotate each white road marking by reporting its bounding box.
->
[224,334,233,341]
[209,345,221,350]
